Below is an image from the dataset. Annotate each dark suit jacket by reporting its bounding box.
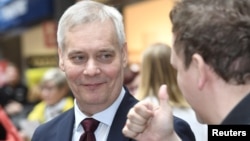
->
[31,88,195,141]
[222,93,250,124]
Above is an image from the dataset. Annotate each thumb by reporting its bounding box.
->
[158,84,169,107]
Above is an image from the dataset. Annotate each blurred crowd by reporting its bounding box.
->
[0,60,74,141]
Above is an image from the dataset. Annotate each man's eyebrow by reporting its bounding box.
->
[68,50,83,56]
[99,48,115,52]
[69,49,84,53]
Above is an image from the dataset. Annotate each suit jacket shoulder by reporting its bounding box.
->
[222,93,250,124]
[174,116,196,141]
[31,108,75,141]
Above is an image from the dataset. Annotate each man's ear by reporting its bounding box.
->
[58,48,65,71]
[122,43,128,68]
[192,53,207,90]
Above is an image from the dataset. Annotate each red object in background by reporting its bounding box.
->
[0,106,23,141]
[0,60,7,87]
[42,20,57,48]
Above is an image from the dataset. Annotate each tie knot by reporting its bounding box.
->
[81,118,99,133]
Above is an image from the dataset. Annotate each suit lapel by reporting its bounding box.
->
[55,109,75,141]
[107,88,138,141]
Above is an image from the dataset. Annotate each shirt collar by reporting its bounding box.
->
[74,87,125,129]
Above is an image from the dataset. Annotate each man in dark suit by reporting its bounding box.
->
[31,1,195,141]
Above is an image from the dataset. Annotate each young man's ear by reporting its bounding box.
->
[192,53,207,90]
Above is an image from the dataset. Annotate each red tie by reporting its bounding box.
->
[79,118,99,141]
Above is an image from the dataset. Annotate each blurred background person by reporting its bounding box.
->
[0,61,33,136]
[27,67,73,123]
[135,42,207,141]
[20,68,73,140]
[123,63,140,95]
[0,61,29,116]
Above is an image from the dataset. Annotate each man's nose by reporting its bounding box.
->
[83,60,100,76]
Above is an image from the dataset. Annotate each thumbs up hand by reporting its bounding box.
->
[122,85,181,141]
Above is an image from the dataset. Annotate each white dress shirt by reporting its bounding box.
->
[72,87,125,141]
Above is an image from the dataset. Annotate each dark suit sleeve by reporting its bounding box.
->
[173,116,196,141]
[31,126,42,141]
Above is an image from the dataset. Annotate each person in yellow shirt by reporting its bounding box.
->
[28,68,73,123]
